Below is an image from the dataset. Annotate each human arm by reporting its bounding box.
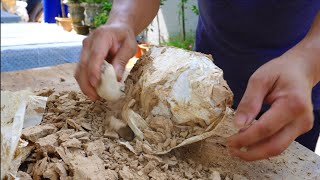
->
[74,0,160,101]
[227,11,320,161]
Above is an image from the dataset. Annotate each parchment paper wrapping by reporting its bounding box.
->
[120,46,235,154]
[1,90,48,179]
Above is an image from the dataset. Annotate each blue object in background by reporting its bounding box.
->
[1,10,21,23]
[42,0,68,23]
[1,23,84,72]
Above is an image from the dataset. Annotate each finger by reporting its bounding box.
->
[228,99,292,149]
[87,31,112,87]
[228,121,299,161]
[111,38,137,81]
[75,39,99,101]
[235,74,276,127]
[77,62,99,101]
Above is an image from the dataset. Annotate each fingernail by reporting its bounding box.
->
[234,112,248,128]
[90,76,98,87]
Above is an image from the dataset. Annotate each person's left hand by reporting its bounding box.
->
[227,48,318,161]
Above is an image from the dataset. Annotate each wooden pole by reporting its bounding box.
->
[60,0,66,18]
[181,1,185,41]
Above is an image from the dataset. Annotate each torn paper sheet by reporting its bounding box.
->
[1,90,48,179]
[1,90,30,179]
[23,95,48,128]
[121,46,235,154]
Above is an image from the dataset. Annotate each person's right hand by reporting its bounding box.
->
[74,23,137,101]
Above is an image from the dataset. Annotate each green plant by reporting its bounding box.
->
[101,1,112,11]
[191,5,199,15]
[92,1,112,28]
[163,33,195,50]
[160,0,167,6]
[93,13,108,28]
[85,0,105,4]
[66,0,85,3]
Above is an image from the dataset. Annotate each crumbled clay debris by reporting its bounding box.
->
[17,171,33,180]
[14,91,247,179]
[21,124,57,142]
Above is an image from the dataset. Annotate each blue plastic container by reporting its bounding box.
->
[42,0,68,23]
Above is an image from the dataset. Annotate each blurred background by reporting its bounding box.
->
[1,0,199,72]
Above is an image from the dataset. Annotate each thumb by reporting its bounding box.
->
[112,39,137,81]
[235,75,270,128]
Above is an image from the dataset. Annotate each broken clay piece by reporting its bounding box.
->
[96,61,124,102]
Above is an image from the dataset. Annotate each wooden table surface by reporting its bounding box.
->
[1,63,320,179]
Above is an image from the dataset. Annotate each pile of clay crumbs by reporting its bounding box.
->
[14,90,248,180]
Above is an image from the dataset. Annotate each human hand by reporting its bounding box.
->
[74,23,137,101]
[227,48,318,161]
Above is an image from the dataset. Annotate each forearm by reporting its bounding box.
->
[107,0,160,35]
[293,12,320,86]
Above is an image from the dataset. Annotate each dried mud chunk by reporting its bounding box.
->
[176,138,184,145]
[43,163,59,180]
[144,129,166,144]
[163,138,171,149]
[105,169,118,180]
[143,154,164,164]
[78,136,90,143]
[57,129,75,137]
[92,105,103,113]
[66,119,81,130]
[142,161,158,174]
[104,129,119,139]
[149,116,173,138]
[17,171,32,180]
[37,89,54,97]
[70,155,105,180]
[119,166,136,179]
[35,134,58,153]
[192,126,205,136]
[233,174,248,180]
[84,139,105,157]
[22,124,57,142]
[209,171,221,180]
[164,157,178,167]
[59,133,70,143]
[107,116,129,133]
[129,160,139,169]
[81,122,92,131]
[161,164,168,171]
[61,138,82,148]
[69,131,89,139]
[148,169,167,180]
[67,91,78,100]
[170,138,177,148]
[32,157,48,180]
[27,163,35,174]
[142,143,153,154]
[184,170,194,179]
[134,140,143,154]
[56,146,71,164]
[53,122,65,129]
[180,130,189,138]
[54,162,68,178]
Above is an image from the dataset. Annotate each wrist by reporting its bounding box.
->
[289,41,320,87]
[106,7,137,35]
